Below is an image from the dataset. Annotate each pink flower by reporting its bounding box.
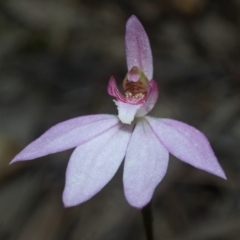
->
[11,15,226,209]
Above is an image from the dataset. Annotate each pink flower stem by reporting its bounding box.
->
[141,201,154,240]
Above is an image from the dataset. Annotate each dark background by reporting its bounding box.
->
[0,0,240,239]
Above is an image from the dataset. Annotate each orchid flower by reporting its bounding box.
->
[11,15,226,209]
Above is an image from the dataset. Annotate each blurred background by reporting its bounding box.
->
[0,0,240,239]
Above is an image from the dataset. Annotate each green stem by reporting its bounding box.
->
[141,201,154,240]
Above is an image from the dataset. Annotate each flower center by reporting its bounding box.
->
[123,66,149,103]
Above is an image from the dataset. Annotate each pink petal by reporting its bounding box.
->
[107,76,126,102]
[11,115,119,163]
[123,118,169,208]
[63,123,133,207]
[146,117,226,179]
[136,79,159,117]
[125,15,153,80]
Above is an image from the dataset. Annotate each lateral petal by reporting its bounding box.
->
[123,118,169,208]
[107,76,126,102]
[125,15,153,80]
[11,115,119,162]
[146,117,226,179]
[63,123,133,207]
[136,79,159,117]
